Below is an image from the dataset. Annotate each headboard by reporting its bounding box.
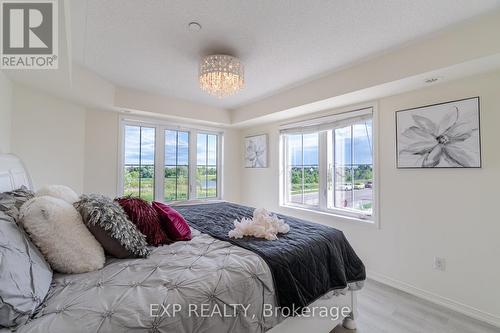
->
[0,154,33,192]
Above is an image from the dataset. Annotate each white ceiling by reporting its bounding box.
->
[70,0,500,109]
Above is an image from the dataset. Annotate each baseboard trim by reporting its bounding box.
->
[367,270,500,328]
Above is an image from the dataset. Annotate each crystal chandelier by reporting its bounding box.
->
[199,55,244,98]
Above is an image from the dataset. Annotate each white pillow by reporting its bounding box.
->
[36,185,79,204]
[19,196,105,274]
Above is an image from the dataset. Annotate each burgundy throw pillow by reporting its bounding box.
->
[152,202,192,241]
[115,197,171,246]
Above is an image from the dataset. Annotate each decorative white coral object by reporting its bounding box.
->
[228,208,290,240]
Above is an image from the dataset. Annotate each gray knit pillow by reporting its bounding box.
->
[74,194,150,258]
[0,186,34,220]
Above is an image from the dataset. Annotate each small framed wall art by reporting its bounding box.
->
[245,134,268,168]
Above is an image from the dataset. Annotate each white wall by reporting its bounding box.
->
[0,72,13,153]
[238,69,500,325]
[9,84,240,202]
[11,84,86,193]
[84,109,119,197]
[221,128,241,203]
[115,87,231,126]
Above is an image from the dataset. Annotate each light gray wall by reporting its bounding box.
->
[11,84,86,193]
[83,109,119,197]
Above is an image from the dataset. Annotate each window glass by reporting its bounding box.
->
[197,133,218,198]
[281,110,374,219]
[122,123,221,203]
[124,125,155,201]
[164,130,189,201]
[286,133,319,206]
[331,120,373,214]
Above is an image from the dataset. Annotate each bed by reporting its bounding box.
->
[0,154,364,333]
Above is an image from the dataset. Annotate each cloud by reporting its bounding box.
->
[286,121,373,166]
[126,127,218,167]
[124,126,155,164]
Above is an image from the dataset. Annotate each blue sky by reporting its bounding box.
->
[125,122,372,167]
[165,130,189,165]
[125,126,217,166]
[288,122,373,166]
[196,133,217,165]
[124,126,155,165]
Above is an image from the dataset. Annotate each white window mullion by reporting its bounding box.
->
[217,134,223,199]
[301,134,304,204]
[350,125,355,207]
[285,136,290,204]
[154,126,164,202]
[318,131,328,210]
[188,130,197,200]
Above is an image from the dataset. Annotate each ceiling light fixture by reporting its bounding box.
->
[199,54,244,98]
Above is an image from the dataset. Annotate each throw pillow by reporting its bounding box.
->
[0,186,34,220]
[152,201,192,241]
[115,197,171,246]
[74,194,150,258]
[36,185,79,204]
[0,210,52,328]
[19,196,105,274]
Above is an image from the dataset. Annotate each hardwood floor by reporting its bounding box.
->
[332,279,499,333]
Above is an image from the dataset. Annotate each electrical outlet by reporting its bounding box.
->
[433,257,446,271]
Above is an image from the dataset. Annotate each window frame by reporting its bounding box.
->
[282,133,322,210]
[279,105,379,226]
[164,129,190,202]
[195,132,220,200]
[121,125,156,201]
[118,116,223,203]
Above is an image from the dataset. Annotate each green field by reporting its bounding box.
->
[124,166,217,202]
[289,165,373,195]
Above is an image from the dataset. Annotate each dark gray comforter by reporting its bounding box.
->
[175,202,366,310]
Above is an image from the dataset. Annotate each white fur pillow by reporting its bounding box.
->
[19,196,105,273]
[36,185,79,204]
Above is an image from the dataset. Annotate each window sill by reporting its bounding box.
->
[279,203,377,227]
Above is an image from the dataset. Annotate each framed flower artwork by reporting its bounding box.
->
[245,134,268,168]
[396,97,481,168]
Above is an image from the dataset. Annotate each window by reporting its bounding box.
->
[329,120,373,214]
[121,119,221,202]
[286,133,319,206]
[281,108,375,221]
[196,133,218,199]
[123,125,155,201]
[164,130,189,201]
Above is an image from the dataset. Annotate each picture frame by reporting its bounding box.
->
[245,134,268,168]
[396,97,481,169]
